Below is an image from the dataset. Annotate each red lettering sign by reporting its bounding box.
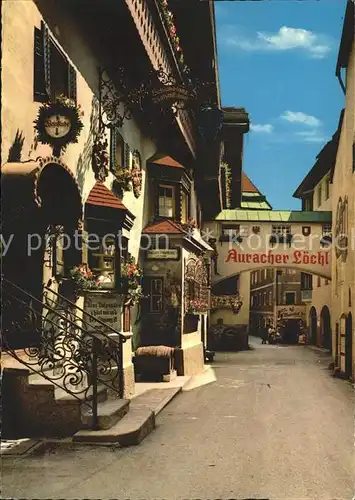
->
[225,249,329,266]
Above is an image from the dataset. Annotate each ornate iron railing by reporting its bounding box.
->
[1,277,126,430]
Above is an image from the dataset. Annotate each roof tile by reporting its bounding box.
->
[142,219,186,234]
[86,182,127,210]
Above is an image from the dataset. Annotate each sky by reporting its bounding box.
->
[215,0,347,210]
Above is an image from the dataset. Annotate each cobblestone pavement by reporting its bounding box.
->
[2,341,354,500]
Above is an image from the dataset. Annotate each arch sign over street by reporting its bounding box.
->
[204,210,333,283]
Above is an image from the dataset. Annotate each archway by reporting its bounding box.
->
[320,306,332,351]
[2,158,82,349]
[309,307,317,345]
[345,313,353,378]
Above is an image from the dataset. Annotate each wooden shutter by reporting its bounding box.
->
[33,27,47,102]
[41,21,51,100]
[68,65,77,103]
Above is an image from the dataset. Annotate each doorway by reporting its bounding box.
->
[309,307,317,345]
[320,306,332,351]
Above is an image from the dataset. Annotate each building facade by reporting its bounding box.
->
[330,0,355,379]
[1,0,222,438]
[293,131,336,350]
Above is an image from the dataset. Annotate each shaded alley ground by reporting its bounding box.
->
[2,341,354,500]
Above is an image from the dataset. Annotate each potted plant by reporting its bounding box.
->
[60,264,101,301]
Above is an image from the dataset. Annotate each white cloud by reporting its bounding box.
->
[281,111,321,127]
[250,123,274,133]
[224,26,332,59]
[295,130,326,143]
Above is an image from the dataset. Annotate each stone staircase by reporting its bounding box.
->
[2,366,181,447]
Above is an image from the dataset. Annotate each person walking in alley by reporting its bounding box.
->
[261,325,268,344]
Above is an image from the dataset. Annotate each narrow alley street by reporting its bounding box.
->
[2,342,354,500]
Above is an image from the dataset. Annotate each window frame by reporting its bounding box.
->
[158,184,175,218]
[284,291,296,305]
[146,276,164,313]
[88,235,119,290]
[33,22,77,104]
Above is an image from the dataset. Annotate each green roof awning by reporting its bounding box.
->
[213,210,332,223]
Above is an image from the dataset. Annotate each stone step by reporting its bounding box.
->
[130,387,181,416]
[72,387,182,446]
[28,377,109,405]
[81,399,130,430]
[72,408,155,446]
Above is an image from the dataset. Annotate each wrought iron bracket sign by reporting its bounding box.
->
[34,97,84,157]
[98,65,222,141]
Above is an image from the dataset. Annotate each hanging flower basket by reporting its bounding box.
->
[112,169,132,198]
[120,258,146,306]
[186,298,209,315]
[211,294,243,314]
[159,0,186,69]
[62,264,101,300]
[220,161,232,209]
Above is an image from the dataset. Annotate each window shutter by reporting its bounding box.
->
[110,128,118,172]
[33,27,47,102]
[68,65,77,103]
[124,142,130,169]
[41,21,51,100]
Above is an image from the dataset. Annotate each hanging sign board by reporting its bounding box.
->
[146,249,179,260]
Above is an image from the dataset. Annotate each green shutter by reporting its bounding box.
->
[68,65,77,103]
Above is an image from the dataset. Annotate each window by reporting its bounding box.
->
[147,278,164,313]
[89,236,117,289]
[301,273,313,290]
[285,292,295,305]
[353,142,355,172]
[317,185,322,207]
[317,275,321,288]
[158,185,174,217]
[110,129,127,174]
[325,176,330,200]
[304,196,313,211]
[181,190,189,223]
[221,225,240,238]
[272,225,291,235]
[34,23,76,103]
